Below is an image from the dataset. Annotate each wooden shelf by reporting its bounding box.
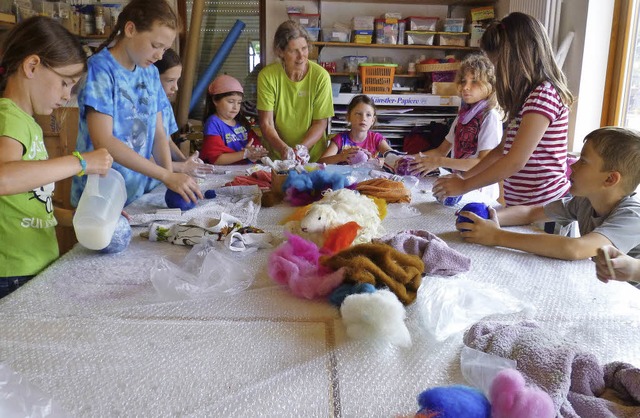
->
[320,0,491,4]
[328,71,423,78]
[313,41,477,51]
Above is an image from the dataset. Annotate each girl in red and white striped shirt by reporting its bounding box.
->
[433,12,575,206]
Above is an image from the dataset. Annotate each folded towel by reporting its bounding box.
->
[464,321,640,418]
[374,229,471,276]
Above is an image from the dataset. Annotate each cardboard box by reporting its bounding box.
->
[470,6,495,21]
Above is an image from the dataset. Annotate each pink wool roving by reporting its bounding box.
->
[268,233,345,299]
[490,368,555,418]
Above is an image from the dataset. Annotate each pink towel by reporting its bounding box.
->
[374,229,471,276]
[464,321,640,418]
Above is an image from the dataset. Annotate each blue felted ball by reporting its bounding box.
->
[165,189,196,211]
[328,282,377,307]
[417,385,491,418]
[100,215,132,254]
[204,189,217,199]
[456,202,490,230]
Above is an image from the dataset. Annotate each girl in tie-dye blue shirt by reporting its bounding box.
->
[70,47,172,206]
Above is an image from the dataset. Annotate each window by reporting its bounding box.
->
[184,0,261,120]
[602,0,640,128]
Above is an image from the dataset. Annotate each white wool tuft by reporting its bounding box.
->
[296,188,383,244]
[340,289,411,347]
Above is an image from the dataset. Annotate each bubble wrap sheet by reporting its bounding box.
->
[1,173,639,417]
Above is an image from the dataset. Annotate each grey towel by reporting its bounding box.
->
[374,229,471,276]
[464,321,640,418]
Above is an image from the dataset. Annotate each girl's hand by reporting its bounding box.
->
[243,140,269,162]
[183,151,215,178]
[163,172,203,203]
[457,207,501,246]
[339,147,361,164]
[409,155,439,177]
[433,174,466,200]
[83,148,113,175]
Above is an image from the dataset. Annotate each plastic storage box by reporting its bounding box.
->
[359,63,397,94]
[343,55,368,72]
[323,28,351,43]
[405,31,436,45]
[352,15,375,30]
[306,27,320,41]
[438,32,468,46]
[443,18,466,32]
[288,13,320,28]
[406,16,438,31]
[374,18,398,44]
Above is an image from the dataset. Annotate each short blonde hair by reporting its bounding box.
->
[585,127,640,194]
[455,53,498,111]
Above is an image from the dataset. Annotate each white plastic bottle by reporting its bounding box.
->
[73,168,127,250]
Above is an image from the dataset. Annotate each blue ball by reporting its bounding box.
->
[100,215,132,254]
[417,385,491,418]
[442,195,463,206]
[204,189,217,199]
[165,189,196,211]
[456,202,490,231]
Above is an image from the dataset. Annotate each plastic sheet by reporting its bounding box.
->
[460,345,516,396]
[150,238,254,300]
[0,363,68,418]
[416,276,535,341]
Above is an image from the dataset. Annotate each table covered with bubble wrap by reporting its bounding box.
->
[1,168,639,417]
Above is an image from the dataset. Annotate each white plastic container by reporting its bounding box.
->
[73,168,127,250]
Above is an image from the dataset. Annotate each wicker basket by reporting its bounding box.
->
[359,63,397,94]
[415,62,461,73]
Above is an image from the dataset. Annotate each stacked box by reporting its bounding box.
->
[437,32,468,47]
[353,29,373,44]
[406,16,438,31]
[288,13,320,28]
[352,16,375,30]
[374,18,398,45]
[406,31,436,45]
[470,6,495,21]
[443,18,465,32]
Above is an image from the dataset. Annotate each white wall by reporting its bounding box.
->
[563,0,614,151]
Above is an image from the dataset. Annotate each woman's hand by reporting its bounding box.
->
[83,148,113,175]
[409,154,440,177]
[433,173,467,200]
[163,172,203,203]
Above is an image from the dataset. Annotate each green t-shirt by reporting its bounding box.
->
[0,99,58,277]
[257,60,334,162]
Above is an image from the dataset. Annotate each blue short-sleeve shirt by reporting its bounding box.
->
[71,48,171,206]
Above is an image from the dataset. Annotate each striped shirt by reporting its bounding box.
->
[503,81,570,206]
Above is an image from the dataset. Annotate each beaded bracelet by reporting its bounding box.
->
[71,151,87,177]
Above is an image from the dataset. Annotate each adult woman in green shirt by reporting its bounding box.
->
[257,20,334,163]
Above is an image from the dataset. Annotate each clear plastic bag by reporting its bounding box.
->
[460,345,516,396]
[416,276,535,341]
[0,363,69,418]
[150,238,254,300]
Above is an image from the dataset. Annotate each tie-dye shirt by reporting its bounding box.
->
[71,48,171,206]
